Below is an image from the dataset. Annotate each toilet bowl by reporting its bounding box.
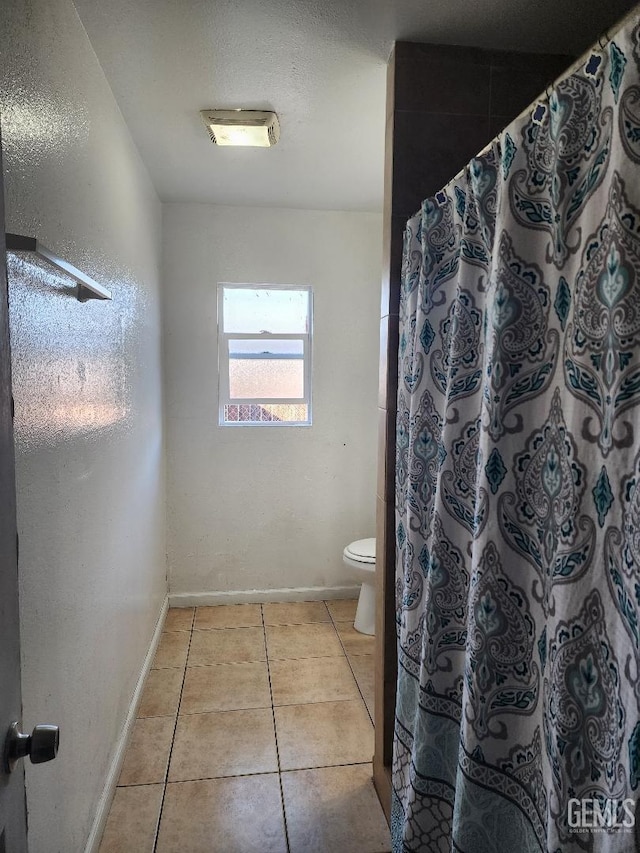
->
[343,538,376,636]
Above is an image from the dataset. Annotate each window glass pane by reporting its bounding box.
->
[223,403,309,424]
[228,338,304,399]
[222,287,309,333]
[229,339,304,356]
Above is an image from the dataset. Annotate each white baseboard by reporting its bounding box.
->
[168,584,360,607]
[84,595,169,853]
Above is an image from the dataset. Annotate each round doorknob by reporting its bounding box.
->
[29,724,60,764]
[4,721,60,772]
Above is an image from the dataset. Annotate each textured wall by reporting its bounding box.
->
[163,204,381,595]
[0,0,166,850]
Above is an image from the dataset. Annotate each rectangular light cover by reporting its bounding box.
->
[201,110,279,147]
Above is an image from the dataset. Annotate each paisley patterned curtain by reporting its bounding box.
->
[392,12,640,853]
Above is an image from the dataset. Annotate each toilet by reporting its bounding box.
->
[343,537,376,636]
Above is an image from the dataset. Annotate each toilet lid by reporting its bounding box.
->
[345,538,376,563]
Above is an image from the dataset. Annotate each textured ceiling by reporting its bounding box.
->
[73,0,637,211]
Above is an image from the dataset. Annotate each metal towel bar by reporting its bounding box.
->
[5,233,112,302]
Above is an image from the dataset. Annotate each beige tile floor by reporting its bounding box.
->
[98,599,390,853]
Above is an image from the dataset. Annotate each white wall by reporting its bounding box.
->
[163,204,381,596]
[1,1,166,850]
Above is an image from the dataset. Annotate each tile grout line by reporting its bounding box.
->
[167,693,359,718]
[152,608,196,853]
[262,604,292,853]
[330,611,375,726]
[104,604,379,851]
[151,759,373,784]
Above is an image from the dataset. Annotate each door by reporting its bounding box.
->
[0,125,28,850]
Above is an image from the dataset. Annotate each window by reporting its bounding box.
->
[218,284,313,426]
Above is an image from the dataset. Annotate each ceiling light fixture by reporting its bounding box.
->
[200,109,280,147]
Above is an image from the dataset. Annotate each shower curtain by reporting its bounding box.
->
[393,11,640,853]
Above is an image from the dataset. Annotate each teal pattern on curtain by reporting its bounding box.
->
[393,11,640,853]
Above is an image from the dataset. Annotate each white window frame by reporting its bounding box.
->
[217,283,313,427]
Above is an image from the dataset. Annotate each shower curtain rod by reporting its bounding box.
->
[447,1,640,185]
